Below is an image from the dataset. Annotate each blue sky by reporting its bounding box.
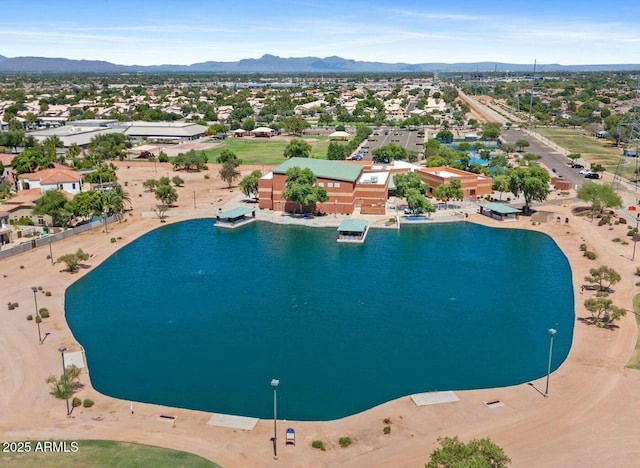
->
[2,0,639,66]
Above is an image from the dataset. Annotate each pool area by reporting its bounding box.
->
[65,220,574,421]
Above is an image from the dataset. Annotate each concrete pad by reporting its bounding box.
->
[411,391,459,407]
[207,413,259,430]
[63,351,85,369]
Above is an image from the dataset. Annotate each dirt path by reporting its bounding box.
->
[1,162,639,467]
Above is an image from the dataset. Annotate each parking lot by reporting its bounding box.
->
[351,127,425,161]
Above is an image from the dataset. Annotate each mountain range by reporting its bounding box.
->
[0,53,638,74]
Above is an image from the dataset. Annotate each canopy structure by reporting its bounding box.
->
[337,219,368,243]
[215,207,256,228]
[478,202,521,221]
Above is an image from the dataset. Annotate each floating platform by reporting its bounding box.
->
[214,207,256,229]
[337,219,368,243]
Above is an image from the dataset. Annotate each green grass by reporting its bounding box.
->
[203,136,331,165]
[627,293,640,370]
[0,440,219,467]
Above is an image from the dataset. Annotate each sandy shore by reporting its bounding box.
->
[1,161,640,467]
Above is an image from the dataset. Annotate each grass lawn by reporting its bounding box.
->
[0,440,219,467]
[534,128,633,175]
[204,136,331,166]
[627,293,640,371]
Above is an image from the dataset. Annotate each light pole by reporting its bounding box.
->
[103,211,108,234]
[632,214,640,261]
[31,286,42,344]
[58,346,71,415]
[545,328,557,396]
[193,191,196,209]
[271,378,279,459]
[48,237,54,266]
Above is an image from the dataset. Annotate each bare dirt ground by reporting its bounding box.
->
[1,161,640,467]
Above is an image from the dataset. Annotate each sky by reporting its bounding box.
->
[2,0,639,67]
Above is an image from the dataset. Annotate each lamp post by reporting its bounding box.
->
[193,191,196,209]
[58,346,70,415]
[103,211,108,234]
[545,328,557,396]
[31,286,42,344]
[632,214,640,261]
[48,237,54,266]
[271,378,279,459]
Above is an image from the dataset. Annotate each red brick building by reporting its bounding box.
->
[416,166,492,200]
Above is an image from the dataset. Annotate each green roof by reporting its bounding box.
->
[273,158,362,183]
[480,203,521,214]
[337,219,368,233]
[216,207,255,219]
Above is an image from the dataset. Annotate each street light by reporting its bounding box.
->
[58,346,70,415]
[632,214,640,261]
[31,286,42,344]
[193,191,196,209]
[271,378,279,459]
[545,328,557,397]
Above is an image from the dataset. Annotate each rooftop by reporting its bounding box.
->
[273,158,363,183]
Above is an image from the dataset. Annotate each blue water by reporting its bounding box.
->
[65,220,574,421]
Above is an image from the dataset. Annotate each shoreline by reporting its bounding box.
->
[1,161,639,467]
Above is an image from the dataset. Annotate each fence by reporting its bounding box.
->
[0,214,122,261]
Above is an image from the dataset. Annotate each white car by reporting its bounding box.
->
[579,169,590,175]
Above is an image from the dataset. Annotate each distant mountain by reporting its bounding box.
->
[0,53,638,74]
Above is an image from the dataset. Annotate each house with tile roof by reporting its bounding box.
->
[18,164,83,195]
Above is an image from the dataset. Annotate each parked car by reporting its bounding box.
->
[585,172,600,179]
[579,169,590,175]
[571,163,584,169]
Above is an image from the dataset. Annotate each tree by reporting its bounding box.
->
[216,149,242,166]
[492,174,511,200]
[426,436,510,468]
[283,116,310,135]
[155,179,178,206]
[239,170,262,199]
[435,179,464,202]
[327,142,348,160]
[393,172,428,198]
[57,249,90,272]
[481,122,501,139]
[584,297,627,327]
[45,364,80,400]
[101,189,124,215]
[173,150,208,171]
[142,179,158,192]
[281,166,328,213]
[508,166,550,213]
[577,182,622,214]
[219,160,241,188]
[435,130,454,143]
[283,138,312,159]
[68,191,103,220]
[372,143,407,164]
[171,176,184,187]
[515,139,530,152]
[406,188,434,215]
[33,190,70,226]
[242,117,256,132]
[584,266,621,293]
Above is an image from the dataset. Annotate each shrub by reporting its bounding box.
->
[580,243,588,252]
[20,265,24,269]
[45,291,52,296]
[311,440,326,451]
[383,417,392,424]
[39,308,49,318]
[110,237,117,243]
[26,314,33,320]
[383,425,391,435]
[204,174,210,179]
[38,286,43,291]
[584,251,597,260]
[612,237,621,243]
[635,267,640,277]
[8,303,14,311]
[339,437,352,448]
[82,399,94,408]
[72,397,82,408]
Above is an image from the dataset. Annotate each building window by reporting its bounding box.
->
[327,182,334,188]
[37,216,44,226]
[72,183,76,190]
[58,184,63,190]
[318,182,324,187]
[470,189,476,195]
[334,182,341,188]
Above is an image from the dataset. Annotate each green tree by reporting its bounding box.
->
[281,166,328,213]
[508,166,550,213]
[372,143,407,164]
[216,149,242,166]
[577,182,622,214]
[435,130,454,143]
[239,170,262,199]
[101,188,124,215]
[481,122,501,139]
[88,133,131,162]
[32,190,71,226]
[242,117,256,131]
[219,160,241,188]
[393,172,428,198]
[584,297,627,327]
[492,174,511,200]
[515,139,530,152]
[57,249,90,272]
[426,436,510,468]
[171,175,184,187]
[283,116,310,135]
[155,179,178,206]
[173,150,208,171]
[45,365,80,400]
[283,138,312,159]
[327,142,348,160]
[68,190,103,220]
[405,187,434,215]
[584,265,621,292]
[142,179,158,192]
